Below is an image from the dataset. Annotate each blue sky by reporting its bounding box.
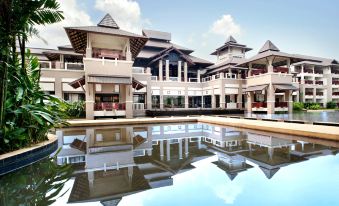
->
[30,0,339,62]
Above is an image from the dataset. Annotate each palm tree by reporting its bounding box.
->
[0,0,64,137]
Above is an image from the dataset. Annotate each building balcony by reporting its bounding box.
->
[252,102,267,108]
[275,102,288,108]
[246,73,292,87]
[315,80,323,85]
[304,80,314,85]
[93,102,126,117]
[332,80,339,85]
[332,92,339,96]
[84,58,133,77]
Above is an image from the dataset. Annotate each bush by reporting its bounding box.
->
[308,104,321,110]
[293,102,304,111]
[326,101,337,109]
[304,102,322,110]
[65,101,85,118]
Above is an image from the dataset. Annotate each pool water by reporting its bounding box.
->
[245,111,339,123]
[1,123,339,206]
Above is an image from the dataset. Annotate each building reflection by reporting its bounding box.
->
[56,123,338,205]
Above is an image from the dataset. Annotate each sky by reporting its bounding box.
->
[28,0,339,62]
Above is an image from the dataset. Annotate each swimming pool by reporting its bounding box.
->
[1,123,338,205]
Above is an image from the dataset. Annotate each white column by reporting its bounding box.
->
[178,138,183,159]
[166,139,171,161]
[220,80,225,109]
[267,83,275,114]
[267,57,274,73]
[247,92,253,113]
[197,70,201,83]
[185,138,189,158]
[159,60,163,81]
[160,140,164,161]
[286,59,291,74]
[165,60,169,81]
[178,61,182,82]
[248,63,252,77]
[184,62,188,82]
[86,33,92,58]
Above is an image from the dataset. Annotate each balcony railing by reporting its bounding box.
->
[316,92,324,96]
[168,77,179,82]
[94,102,126,111]
[305,92,314,96]
[252,102,267,108]
[305,80,314,84]
[315,80,323,85]
[132,67,145,74]
[65,62,84,70]
[273,67,289,73]
[133,103,145,110]
[332,80,339,85]
[304,69,313,74]
[189,78,198,82]
[333,92,339,96]
[275,102,288,108]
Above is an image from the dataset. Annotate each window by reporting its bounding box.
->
[152,95,160,109]
[189,96,202,108]
[164,96,185,108]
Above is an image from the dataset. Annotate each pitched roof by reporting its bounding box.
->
[64,14,148,58]
[259,40,280,53]
[142,29,171,41]
[211,36,252,55]
[97,13,119,29]
[226,35,237,43]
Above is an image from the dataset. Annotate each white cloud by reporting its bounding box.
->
[210,14,241,37]
[95,0,151,34]
[214,183,242,204]
[28,0,93,48]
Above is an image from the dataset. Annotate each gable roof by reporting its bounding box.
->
[64,14,147,59]
[97,13,119,29]
[147,46,195,66]
[211,36,252,55]
[142,29,171,41]
[259,40,280,53]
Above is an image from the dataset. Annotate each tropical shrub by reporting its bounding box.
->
[293,102,304,111]
[326,101,337,109]
[304,102,322,110]
[0,52,68,154]
[65,101,86,118]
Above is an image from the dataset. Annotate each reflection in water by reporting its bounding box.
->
[55,123,339,205]
[0,155,72,205]
[245,111,339,123]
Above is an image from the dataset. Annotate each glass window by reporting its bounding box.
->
[152,95,160,109]
[164,96,185,108]
[189,96,202,108]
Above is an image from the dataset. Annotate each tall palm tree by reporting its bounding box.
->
[0,0,64,135]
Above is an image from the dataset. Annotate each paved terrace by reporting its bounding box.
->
[67,116,339,142]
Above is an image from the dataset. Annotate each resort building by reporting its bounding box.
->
[34,13,339,119]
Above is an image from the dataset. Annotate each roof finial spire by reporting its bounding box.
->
[226,35,237,43]
[97,13,119,29]
[259,40,280,53]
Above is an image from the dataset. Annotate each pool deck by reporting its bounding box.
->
[67,116,339,142]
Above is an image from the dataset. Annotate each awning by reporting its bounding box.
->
[87,75,132,84]
[69,76,85,89]
[243,84,268,92]
[132,78,145,90]
[274,84,298,91]
[69,75,146,90]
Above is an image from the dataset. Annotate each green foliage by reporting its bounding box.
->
[65,101,86,118]
[304,102,322,110]
[0,153,72,205]
[0,52,68,154]
[293,102,304,111]
[326,101,337,109]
